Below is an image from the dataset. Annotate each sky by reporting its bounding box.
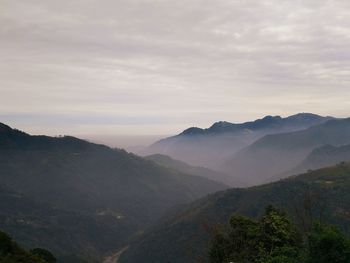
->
[1,0,350,140]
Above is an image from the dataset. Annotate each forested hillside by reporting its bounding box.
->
[119,163,350,263]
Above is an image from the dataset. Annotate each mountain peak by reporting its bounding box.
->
[210,121,234,128]
[255,115,282,124]
[262,115,281,120]
[180,127,205,135]
[287,112,323,120]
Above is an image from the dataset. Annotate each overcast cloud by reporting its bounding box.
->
[1,0,350,136]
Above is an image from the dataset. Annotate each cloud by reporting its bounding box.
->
[1,0,350,136]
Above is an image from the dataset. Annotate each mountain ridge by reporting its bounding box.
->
[143,113,334,169]
[179,113,333,136]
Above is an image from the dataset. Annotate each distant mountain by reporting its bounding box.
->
[0,123,226,261]
[142,113,333,169]
[119,163,350,263]
[224,118,350,186]
[288,144,350,176]
[145,154,241,186]
[180,113,333,136]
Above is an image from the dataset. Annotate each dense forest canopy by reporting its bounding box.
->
[210,206,350,263]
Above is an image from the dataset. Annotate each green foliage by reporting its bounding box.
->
[307,222,350,263]
[210,206,302,263]
[258,205,301,256]
[210,216,260,263]
[227,215,259,262]
[262,246,306,263]
[209,207,350,263]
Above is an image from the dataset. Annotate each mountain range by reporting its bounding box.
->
[142,113,334,170]
[0,123,226,261]
[225,118,350,185]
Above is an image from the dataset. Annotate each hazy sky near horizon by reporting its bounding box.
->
[1,0,350,136]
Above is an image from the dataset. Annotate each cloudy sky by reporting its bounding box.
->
[1,0,350,139]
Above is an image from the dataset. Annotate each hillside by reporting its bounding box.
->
[225,118,350,185]
[145,154,240,186]
[0,123,226,261]
[143,113,333,169]
[119,163,350,263]
[0,229,55,263]
[289,144,350,175]
[0,184,127,262]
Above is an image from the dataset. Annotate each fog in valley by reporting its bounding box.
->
[80,134,167,153]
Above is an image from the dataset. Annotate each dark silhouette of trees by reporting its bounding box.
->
[209,205,350,263]
[0,231,55,263]
[30,248,56,263]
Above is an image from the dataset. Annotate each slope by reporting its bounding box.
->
[0,123,226,260]
[119,163,350,263]
[290,144,350,175]
[145,154,240,186]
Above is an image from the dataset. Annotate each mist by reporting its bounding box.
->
[80,134,167,152]
[142,114,333,170]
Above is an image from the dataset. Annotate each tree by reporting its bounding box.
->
[307,222,350,263]
[30,248,57,263]
[258,205,302,258]
[209,206,350,263]
[262,246,306,263]
[0,231,13,256]
[0,230,54,263]
[209,206,302,263]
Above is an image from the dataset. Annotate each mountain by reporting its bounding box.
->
[289,144,350,175]
[224,118,350,186]
[0,123,226,261]
[118,162,350,263]
[145,154,241,186]
[0,183,125,262]
[142,113,333,169]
